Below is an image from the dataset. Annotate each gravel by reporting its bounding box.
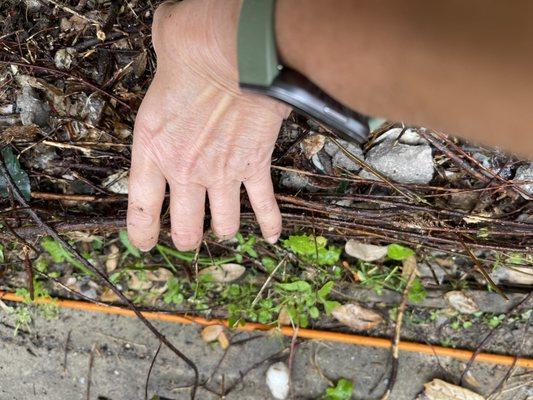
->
[513,163,533,199]
[324,139,364,172]
[359,140,434,184]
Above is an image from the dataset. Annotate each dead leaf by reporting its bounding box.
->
[278,307,292,326]
[402,255,419,281]
[105,245,120,273]
[100,287,120,303]
[102,170,129,194]
[127,271,153,291]
[444,291,479,314]
[201,325,224,343]
[332,303,383,330]
[345,240,388,262]
[146,268,173,282]
[419,379,484,400]
[217,331,230,350]
[300,134,325,157]
[199,264,246,283]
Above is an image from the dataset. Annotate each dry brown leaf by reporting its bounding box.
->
[301,134,325,157]
[100,287,120,303]
[105,245,120,273]
[444,291,479,314]
[402,255,419,281]
[199,264,246,283]
[146,268,173,282]
[332,303,383,330]
[201,325,224,343]
[127,271,153,291]
[217,331,230,350]
[278,307,292,326]
[345,240,388,262]
[419,379,484,400]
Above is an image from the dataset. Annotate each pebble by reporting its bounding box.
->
[374,127,428,145]
[279,171,315,191]
[266,362,290,400]
[54,48,76,70]
[359,140,434,184]
[16,86,50,127]
[513,163,533,199]
[324,139,364,172]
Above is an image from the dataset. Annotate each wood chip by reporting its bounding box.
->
[331,303,383,330]
[201,325,224,343]
[345,240,388,262]
[444,291,479,314]
[419,379,485,400]
[199,264,246,283]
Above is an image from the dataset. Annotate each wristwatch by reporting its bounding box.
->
[237,0,370,144]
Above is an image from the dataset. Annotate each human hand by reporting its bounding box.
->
[127,0,291,251]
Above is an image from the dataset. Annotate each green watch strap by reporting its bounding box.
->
[237,0,280,87]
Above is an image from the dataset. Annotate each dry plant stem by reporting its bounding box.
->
[329,136,417,202]
[86,344,97,400]
[460,291,532,385]
[251,256,286,307]
[0,60,131,109]
[378,268,417,400]
[458,237,507,300]
[145,341,163,400]
[0,155,200,399]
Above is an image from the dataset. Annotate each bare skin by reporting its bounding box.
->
[128,0,533,252]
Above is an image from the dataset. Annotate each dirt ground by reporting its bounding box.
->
[0,306,529,400]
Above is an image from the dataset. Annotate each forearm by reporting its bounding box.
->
[276,0,533,156]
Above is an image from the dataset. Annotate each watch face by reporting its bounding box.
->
[241,69,370,144]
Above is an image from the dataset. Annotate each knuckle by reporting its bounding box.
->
[213,224,239,238]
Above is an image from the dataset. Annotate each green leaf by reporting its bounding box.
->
[0,243,4,263]
[0,147,31,200]
[283,234,341,266]
[323,300,341,315]
[407,278,427,303]
[277,280,312,292]
[324,379,354,400]
[41,237,93,276]
[309,306,320,319]
[317,281,334,300]
[261,257,277,273]
[387,244,415,260]
[119,230,141,258]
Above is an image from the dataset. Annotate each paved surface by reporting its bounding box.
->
[0,306,529,400]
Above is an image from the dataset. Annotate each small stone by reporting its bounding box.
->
[23,0,41,11]
[16,86,50,127]
[266,362,290,400]
[54,48,76,70]
[513,163,533,199]
[444,291,479,314]
[279,171,315,191]
[491,266,533,286]
[102,170,129,194]
[324,139,364,172]
[345,240,388,262]
[375,128,428,145]
[360,141,434,184]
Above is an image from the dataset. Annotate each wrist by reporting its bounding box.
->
[275,0,310,77]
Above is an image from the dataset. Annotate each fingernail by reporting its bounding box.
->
[265,235,279,244]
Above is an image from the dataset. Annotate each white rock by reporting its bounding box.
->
[199,264,246,283]
[16,86,50,127]
[513,163,533,199]
[266,362,290,400]
[54,48,76,70]
[360,141,434,184]
[490,266,533,286]
[280,171,315,191]
[345,240,388,261]
[102,170,129,194]
[418,379,484,400]
[324,139,364,172]
[331,303,383,330]
[374,128,428,145]
[444,291,479,314]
